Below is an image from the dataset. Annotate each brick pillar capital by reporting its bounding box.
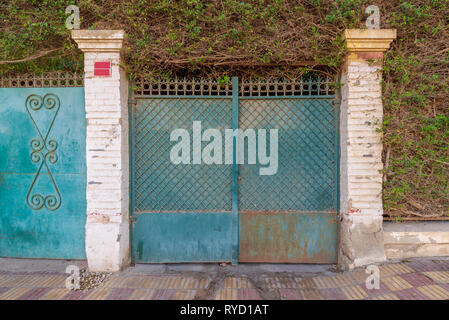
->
[344,29,396,52]
[71,30,125,53]
[344,29,397,60]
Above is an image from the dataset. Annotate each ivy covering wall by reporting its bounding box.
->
[1,0,448,219]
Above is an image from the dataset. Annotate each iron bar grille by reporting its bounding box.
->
[0,72,84,87]
[239,77,335,97]
[238,98,338,213]
[134,78,233,96]
[133,98,233,212]
[133,77,335,97]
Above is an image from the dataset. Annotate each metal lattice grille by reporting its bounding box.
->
[134,78,233,96]
[0,72,84,88]
[133,77,335,97]
[238,98,338,212]
[239,77,335,96]
[133,98,232,212]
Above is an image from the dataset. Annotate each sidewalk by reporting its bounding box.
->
[0,257,448,300]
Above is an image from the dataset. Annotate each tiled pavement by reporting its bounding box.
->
[0,258,448,300]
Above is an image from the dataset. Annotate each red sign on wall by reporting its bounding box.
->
[94,61,111,76]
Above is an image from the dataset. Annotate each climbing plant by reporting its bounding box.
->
[0,0,448,218]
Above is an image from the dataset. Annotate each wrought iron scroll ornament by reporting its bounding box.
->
[25,94,62,211]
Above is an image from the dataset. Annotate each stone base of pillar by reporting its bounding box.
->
[339,214,386,270]
[85,216,130,272]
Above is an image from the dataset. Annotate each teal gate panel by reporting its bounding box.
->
[131,77,338,264]
[238,97,339,263]
[0,87,86,259]
[131,96,235,263]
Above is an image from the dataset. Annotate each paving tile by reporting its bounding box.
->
[331,274,354,287]
[178,277,192,289]
[172,290,196,300]
[152,289,175,300]
[299,288,323,300]
[16,287,51,300]
[346,270,370,285]
[379,263,414,277]
[406,260,449,272]
[361,281,391,297]
[0,287,10,296]
[297,278,317,289]
[224,277,253,289]
[442,283,449,292]
[313,274,354,289]
[2,275,65,288]
[400,272,434,286]
[417,285,449,300]
[237,288,260,300]
[1,258,448,300]
[319,288,347,300]
[0,287,31,300]
[106,288,135,300]
[394,288,431,300]
[382,276,413,291]
[62,290,91,300]
[28,275,66,288]
[177,277,207,289]
[16,276,43,287]
[264,277,280,289]
[182,278,200,289]
[0,275,27,287]
[168,277,184,289]
[278,277,297,289]
[422,271,449,284]
[39,288,70,300]
[9,276,34,287]
[312,276,335,289]
[267,277,297,289]
[137,276,158,289]
[130,276,163,289]
[0,276,10,286]
[215,289,237,300]
[198,277,209,289]
[341,285,369,300]
[119,276,145,288]
[102,276,126,288]
[371,293,400,300]
[30,275,66,288]
[129,289,156,300]
[84,288,113,300]
[279,289,303,300]
[159,277,177,289]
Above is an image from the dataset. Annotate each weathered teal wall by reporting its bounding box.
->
[0,87,86,259]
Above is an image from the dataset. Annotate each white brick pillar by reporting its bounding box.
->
[339,29,396,269]
[72,30,130,272]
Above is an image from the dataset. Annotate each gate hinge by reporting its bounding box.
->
[130,215,137,225]
[128,99,137,106]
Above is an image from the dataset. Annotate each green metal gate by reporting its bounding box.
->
[0,73,86,259]
[130,77,339,263]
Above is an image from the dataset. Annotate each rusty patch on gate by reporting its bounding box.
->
[239,211,338,263]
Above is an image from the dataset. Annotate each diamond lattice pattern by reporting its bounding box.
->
[238,98,338,212]
[133,98,233,212]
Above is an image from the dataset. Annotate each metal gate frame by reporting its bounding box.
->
[128,76,340,264]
